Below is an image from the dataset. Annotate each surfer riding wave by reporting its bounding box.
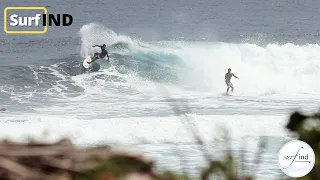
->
[225,68,239,94]
[89,44,110,64]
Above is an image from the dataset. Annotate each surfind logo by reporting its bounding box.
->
[4,7,73,34]
[278,140,315,178]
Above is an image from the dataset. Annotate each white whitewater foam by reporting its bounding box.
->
[0,113,288,146]
[79,23,320,97]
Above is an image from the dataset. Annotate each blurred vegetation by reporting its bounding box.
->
[71,108,320,180]
[286,111,320,180]
[0,100,319,180]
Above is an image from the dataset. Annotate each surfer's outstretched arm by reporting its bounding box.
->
[233,74,239,79]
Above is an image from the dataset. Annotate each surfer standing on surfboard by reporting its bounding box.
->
[225,68,239,94]
[89,44,110,64]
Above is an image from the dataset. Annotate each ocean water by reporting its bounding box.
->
[1,0,320,179]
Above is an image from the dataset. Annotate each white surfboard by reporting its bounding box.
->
[83,56,92,69]
[222,93,232,96]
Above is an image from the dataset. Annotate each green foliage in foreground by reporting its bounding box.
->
[286,111,320,180]
[71,110,319,180]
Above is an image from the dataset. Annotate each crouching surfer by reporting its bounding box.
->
[89,44,110,64]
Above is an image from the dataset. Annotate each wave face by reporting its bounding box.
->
[1,23,320,112]
[79,23,320,95]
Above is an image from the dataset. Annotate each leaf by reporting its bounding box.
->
[287,112,307,131]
